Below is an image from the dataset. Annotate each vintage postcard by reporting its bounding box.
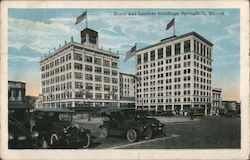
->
[0,0,249,160]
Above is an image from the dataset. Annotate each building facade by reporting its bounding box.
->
[135,32,213,115]
[40,28,120,108]
[119,72,136,107]
[211,88,222,115]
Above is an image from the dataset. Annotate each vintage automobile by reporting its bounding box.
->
[32,107,91,149]
[8,101,38,149]
[99,108,166,143]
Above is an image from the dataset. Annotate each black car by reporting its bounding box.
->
[99,108,165,143]
[8,102,38,149]
[32,107,91,149]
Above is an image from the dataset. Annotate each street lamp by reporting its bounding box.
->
[80,89,91,121]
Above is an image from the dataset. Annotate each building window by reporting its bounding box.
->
[112,70,118,76]
[112,62,118,68]
[112,78,118,84]
[95,84,102,91]
[86,83,93,90]
[143,52,148,63]
[184,40,191,53]
[75,82,83,89]
[137,54,141,64]
[85,65,92,72]
[166,45,171,57]
[104,69,110,75]
[150,50,155,61]
[85,74,93,81]
[74,53,83,61]
[104,77,110,83]
[158,48,163,59]
[194,40,197,52]
[95,75,102,82]
[95,93,102,99]
[95,67,102,73]
[94,58,102,65]
[104,85,110,91]
[175,43,181,55]
[103,60,110,67]
[85,55,92,63]
[74,63,82,70]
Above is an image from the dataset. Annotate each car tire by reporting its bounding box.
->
[126,129,138,143]
[50,133,59,147]
[82,133,91,149]
[144,127,153,140]
[100,127,109,138]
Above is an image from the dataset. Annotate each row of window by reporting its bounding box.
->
[138,40,191,64]
[42,52,119,71]
[138,96,210,104]
[138,53,211,71]
[137,39,211,65]
[44,92,119,100]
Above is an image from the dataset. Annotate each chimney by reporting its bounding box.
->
[71,36,73,42]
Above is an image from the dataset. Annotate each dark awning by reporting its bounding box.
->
[8,101,32,109]
[34,107,74,113]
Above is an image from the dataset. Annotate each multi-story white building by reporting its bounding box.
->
[40,28,120,108]
[135,32,213,115]
[211,88,222,115]
[119,72,136,107]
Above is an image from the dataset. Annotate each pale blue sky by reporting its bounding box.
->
[8,9,240,100]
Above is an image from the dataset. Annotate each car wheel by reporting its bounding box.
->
[50,133,59,146]
[145,127,153,140]
[81,133,91,149]
[126,129,138,143]
[100,127,109,138]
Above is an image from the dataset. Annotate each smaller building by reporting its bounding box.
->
[211,88,222,115]
[8,80,31,111]
[222,101,240,112]
[26,95,39,108]
[8,81,26,101]
[119,72,136,108]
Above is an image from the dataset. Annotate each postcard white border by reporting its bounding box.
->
[1,1,249,160]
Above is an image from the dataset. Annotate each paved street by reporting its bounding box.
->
[76,116,240,149]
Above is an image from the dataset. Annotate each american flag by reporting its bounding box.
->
[124,44,137,62]
[166,18,175,30]
[75,11,87,25]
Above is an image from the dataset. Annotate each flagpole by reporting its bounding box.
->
[86,9,88,28]
[173,17,175,36]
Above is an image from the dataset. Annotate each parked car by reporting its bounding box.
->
[32,107,91,149]
[225,110,240,118]
[8,102,38,149]
[162,111,175,117]
[99,108,166,143]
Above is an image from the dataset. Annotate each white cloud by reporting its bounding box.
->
[8,55,41,62]
[8,17,79,53]
[213,22,240,44]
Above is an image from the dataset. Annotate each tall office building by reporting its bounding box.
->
[135,32,213,115]
[40,28,120,108]
[119,72,136,107]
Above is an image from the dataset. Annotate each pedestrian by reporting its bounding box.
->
[190,111,194,120]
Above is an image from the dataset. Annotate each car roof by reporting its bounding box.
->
[34,107,74,113]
